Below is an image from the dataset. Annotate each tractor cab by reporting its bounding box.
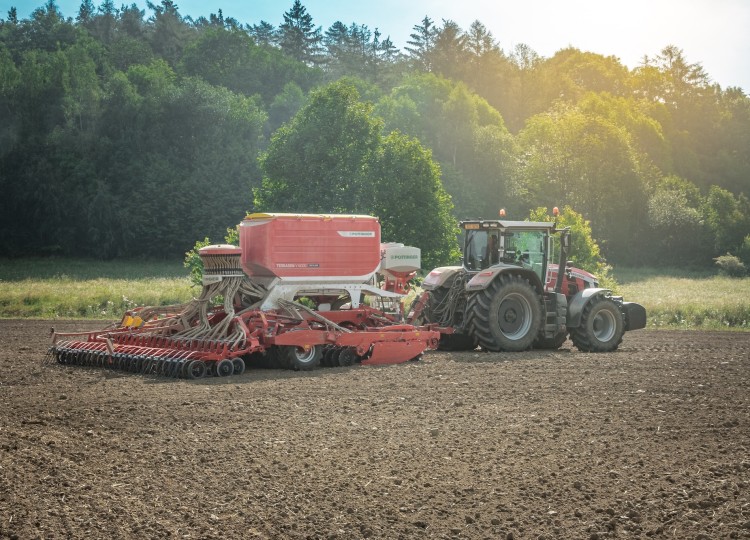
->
[461,220,553,286]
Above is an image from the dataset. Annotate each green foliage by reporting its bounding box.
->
[714,254,747,278]
[256,80,381,213]
[702,186,750,255]
[1,2,749,275]
[528,206,617,289]
[645,176,707,265]
[255,80,458,268]
[368,132,460,268]
[183,227,239,287]
[180,26,319,103]
[268,81,306,132]
[519,106,649,264]
[278,0,323,65]
[183,237,211,287]
[739,235,750,267]
[376,74,519,220]
[617,268,750,329]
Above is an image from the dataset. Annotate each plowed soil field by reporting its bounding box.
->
[1,320,749,539]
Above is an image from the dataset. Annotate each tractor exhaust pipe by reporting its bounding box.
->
[554,227,571,295]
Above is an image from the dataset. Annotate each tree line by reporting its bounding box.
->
[1,0,749,269]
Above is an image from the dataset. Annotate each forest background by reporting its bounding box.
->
[1,0,749,271]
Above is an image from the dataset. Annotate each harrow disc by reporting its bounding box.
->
[329,348,343,367]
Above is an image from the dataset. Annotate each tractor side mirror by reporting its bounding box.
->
[561,233,571,249]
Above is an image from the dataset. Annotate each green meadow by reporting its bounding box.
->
[615,267,750,330]
[0,258,193,319]
[1,259,748,330]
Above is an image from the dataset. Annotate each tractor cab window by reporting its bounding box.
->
[464,230,499,270]
[500,230,548,282]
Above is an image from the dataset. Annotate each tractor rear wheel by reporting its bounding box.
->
[570,296,624,352]
[466,274,543,352]
[279,345,322,371]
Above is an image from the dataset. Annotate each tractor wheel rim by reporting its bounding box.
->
[498,293,532,339]
[294,346,316,364]
[593,310,616,342]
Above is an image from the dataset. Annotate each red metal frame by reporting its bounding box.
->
[51,303,440,369]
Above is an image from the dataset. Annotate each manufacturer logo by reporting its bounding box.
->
[338,231,375,237]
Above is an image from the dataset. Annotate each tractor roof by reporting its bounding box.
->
[460,219,555,231]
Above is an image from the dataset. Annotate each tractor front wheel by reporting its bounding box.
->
[467,274,543,352]
[570,296,624,352]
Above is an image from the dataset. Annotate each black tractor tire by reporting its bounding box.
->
[279,345,322,371]
[337,347,358,367]
[570,296,624,352]
[321,346,336,367]
[534,331,568,350]
[466,274,543,352]
[262,347,291,369]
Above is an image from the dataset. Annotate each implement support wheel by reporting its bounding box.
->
[215,359,234,377]
[279,345,322,371]
[231,357,246,376]
[184,360,207,379]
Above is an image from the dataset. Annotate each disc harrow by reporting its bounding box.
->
[45,339,239,379]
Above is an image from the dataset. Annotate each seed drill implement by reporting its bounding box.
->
[48,213,439,378]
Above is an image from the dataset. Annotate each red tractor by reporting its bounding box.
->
[410,213,646,352]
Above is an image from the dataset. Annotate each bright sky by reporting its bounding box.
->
[5,0,750,91]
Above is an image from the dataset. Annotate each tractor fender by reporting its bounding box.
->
[566,288,611,328]
[422,266,464,291]
[465,265,544,294]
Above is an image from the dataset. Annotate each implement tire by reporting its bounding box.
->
[466,274,543,352]
[570,296,624,352]
[279,345,322,371]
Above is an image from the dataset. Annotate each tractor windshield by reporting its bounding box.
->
[501,229,548,282]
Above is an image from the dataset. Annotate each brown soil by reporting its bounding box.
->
[1,319,749,539]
